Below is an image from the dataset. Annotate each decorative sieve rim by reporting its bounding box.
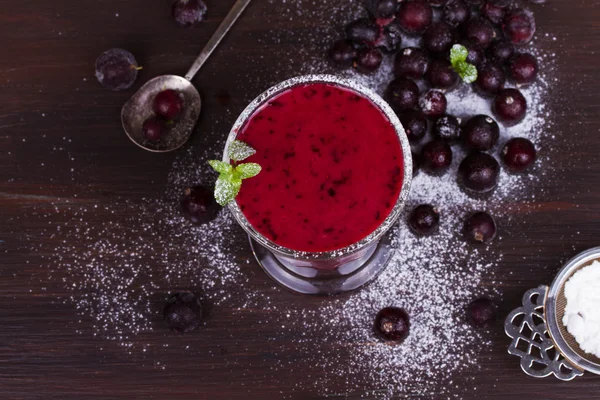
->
[545,246,600,375]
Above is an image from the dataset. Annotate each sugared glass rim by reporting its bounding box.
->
[223,74,412,261]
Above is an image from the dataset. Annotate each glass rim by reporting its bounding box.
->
[223,74,412,261]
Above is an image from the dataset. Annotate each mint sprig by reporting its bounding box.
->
[450,44,478,84]
[208,140,261,206]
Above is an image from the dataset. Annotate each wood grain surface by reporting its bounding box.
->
[1,0,600,399]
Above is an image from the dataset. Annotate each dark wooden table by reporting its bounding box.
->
[1,0,599,398]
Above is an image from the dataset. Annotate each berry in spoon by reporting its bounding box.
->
[142,116,167,142]
[95,48,140,91]
[153,89,185,120]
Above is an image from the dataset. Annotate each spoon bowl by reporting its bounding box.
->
[122,75,201,152]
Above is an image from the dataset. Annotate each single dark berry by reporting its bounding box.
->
[461,115,500,151]
[95,48,140,91]
[424,22,456,54]
[163,291,202,333]
[376,22,403,53]
[426,59,458,89]
[463,18,496,49]
[434,115,461,142]
[153,89,185,120]
[394,47,430,79]
[465,0,483,5]
[474,62,506,97]
[142,116,167,142]
[180,185,220,224]
[428,0,448,6]
[397,0,433,34]
[366,0,399,18]
[487,40,515,64]
[502,8,536,45]
[460,40,484,66]
[172,0,207,27]
[345,18,380,45]
[399,110,428,143]
[502,137,536,172]
[385,78,420,112]
[355,47,384,73]
[328,40,357,68]
[409,204,440,235]
[374,307,410,343]
[419,90,447,119]
[412,151,421,176]
[421,139,453,173]
[467,298,496,327]
[458,152,500,193]
[443,0,470,27]
[481,2,506,25]
[493,88,527,124]
[464,212,497,244]
[509,53,539,85]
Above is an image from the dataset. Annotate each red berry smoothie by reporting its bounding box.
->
[235,83,404,252]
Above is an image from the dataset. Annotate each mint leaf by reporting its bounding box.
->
[450,44,468,65]
[208,160,233,175]
[228,140,256,162]
[234,163,262,179]
[214,175,242,206]
[450,44,478,84]
[459,62,478,84]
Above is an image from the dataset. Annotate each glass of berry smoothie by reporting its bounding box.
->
[224,75,411,294]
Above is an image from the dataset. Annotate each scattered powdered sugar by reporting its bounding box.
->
[34,0,557,397]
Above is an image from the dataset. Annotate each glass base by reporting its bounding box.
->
[248,229,395,295]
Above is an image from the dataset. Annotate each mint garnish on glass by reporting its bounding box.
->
[450,44,478,84]
[208,140,261,206]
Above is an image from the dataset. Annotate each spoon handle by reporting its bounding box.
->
[184,0,252,81]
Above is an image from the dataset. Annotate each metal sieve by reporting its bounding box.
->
[505,246,600,380]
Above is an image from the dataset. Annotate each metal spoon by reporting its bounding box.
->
[122,0,252,152]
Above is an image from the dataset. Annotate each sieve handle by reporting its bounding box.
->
[504,285,583,381]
